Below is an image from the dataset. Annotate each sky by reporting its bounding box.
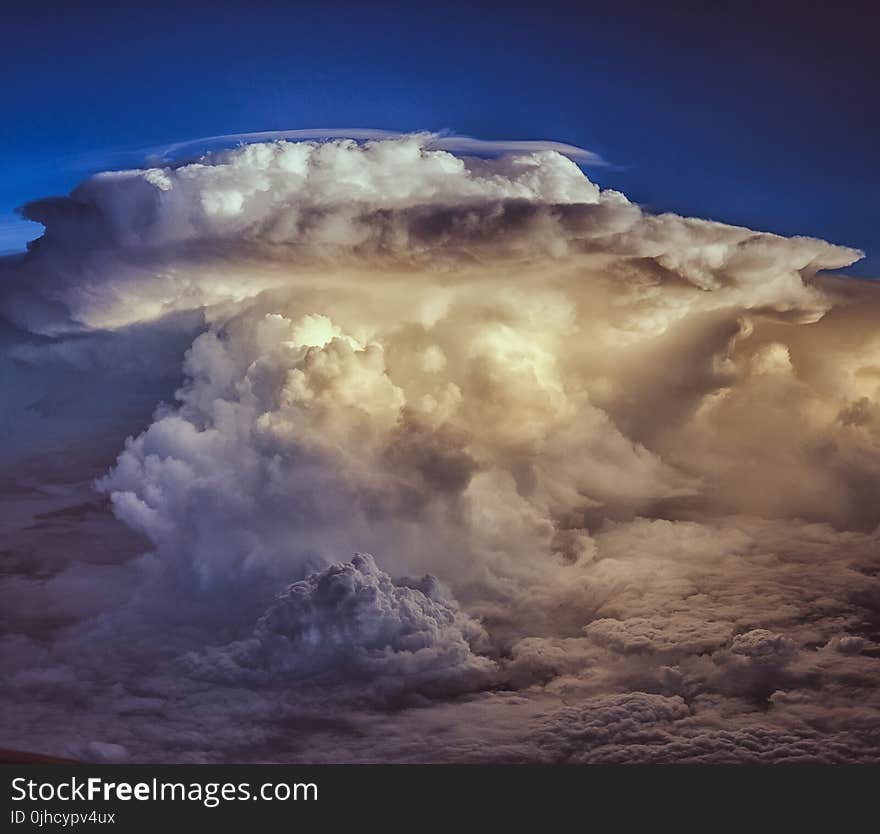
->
[2,1,880,765]
[1,0,878,272]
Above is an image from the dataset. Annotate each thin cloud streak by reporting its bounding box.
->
[151,128,606,165]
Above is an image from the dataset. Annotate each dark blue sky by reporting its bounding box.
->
[2,0,877,272]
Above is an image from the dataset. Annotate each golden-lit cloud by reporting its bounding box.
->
[1,135,878,763]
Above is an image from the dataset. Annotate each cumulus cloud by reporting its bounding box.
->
[181,553,495,702]
[9,134,856,333]
[1,133,879,763]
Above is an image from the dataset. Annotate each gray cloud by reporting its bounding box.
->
[180,553,496,703]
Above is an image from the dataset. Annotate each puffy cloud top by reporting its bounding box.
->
[183,553,495,699]
[23,136,600,251]
[12,135,860,331]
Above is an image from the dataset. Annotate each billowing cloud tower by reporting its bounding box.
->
[1,135,878,763]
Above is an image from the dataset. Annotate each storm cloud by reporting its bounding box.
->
[1,134,878,763]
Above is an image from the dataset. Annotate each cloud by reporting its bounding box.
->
[10,134,857,333]
[533,692,692,762]
[585,616,734,657]
[1,133,878,763]
[181,553,496,702]
[152,129,605,165]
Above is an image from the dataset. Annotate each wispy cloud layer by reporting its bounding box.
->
[151,129,605,165]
